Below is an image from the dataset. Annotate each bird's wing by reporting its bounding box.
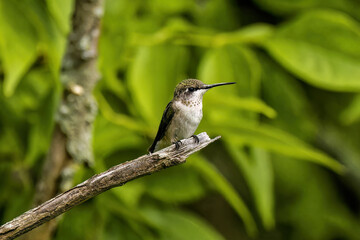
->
[148,101,175,153]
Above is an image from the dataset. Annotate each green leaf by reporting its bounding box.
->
[25,90,57,166]
[212,23,275,47]
[227,145,275,229]
[110,180,146,209]
[144,165,205,203]
[264,10,360,91]
[259,53,317,140]
[102,217,146,240]
[45,0,74,34]
[0,124,23,163]
[3,187,32,222]
[0,92,25,163]
[210,119,344,173]
[21,69,58,165]
[198,46,276,230]
[128,45,189,126]
[99,192,157,240]
[198,45,263,121]
[55,203,103,240]
[94,83,150,135]
[25,0,67,75]
[93,114,144,160]
[0,0,38,96]
[0,67,57,166]
[149,0,195,15]
[142,207,225,240]
[189,155,258,237]
[253,0,360,21]
[206,94,276,118]
[194,0,240,31]
[273,156,360,240]
[99,0,133,98]
[317,124,360,182]
[340,94,360,125]
[199,45,261,97]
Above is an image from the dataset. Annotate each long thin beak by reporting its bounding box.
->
[201,82,236,89]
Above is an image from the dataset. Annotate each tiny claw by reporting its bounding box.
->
[173,140,182,150]
[191,135,200,144]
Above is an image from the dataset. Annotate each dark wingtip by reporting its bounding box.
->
[148,145,155,153]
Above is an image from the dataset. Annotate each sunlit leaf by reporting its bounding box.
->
[194,0,240,31]
[253,0,360,21]
[0,67,57,166]
[0,1,38,96]
[25,0,67,75]
[264,10,360,91]
[209,119,344,173]
[206,93,276,118]
[45,0,74,34]
[199,45,261,97]
[149,0,195,14]
[199,45,262,121]
[128,45,189,126]
[212,24,275,47]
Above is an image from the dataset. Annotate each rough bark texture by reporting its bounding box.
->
[0,133,220,240]
[59,0,104,165]
[22,1,104,239]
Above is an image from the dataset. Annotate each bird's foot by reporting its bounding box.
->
[173,140,182,150]
[191,135,200,144]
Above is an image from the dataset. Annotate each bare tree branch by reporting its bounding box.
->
[0,132,220,240]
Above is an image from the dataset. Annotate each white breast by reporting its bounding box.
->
[172,100,203,140]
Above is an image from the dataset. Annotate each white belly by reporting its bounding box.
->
[171,101,203,140]
[154,100,203,152]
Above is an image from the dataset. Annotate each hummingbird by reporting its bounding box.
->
[148,79,236,153]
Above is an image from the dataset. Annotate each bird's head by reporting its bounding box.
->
[173,79,235,102]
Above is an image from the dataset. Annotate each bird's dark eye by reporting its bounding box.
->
[188,87,195,92]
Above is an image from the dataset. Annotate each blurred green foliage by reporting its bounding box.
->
[1,0,360,239]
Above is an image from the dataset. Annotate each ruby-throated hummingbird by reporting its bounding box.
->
[148,79,235,153]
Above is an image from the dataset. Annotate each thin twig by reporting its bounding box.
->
[0,132,220,240]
